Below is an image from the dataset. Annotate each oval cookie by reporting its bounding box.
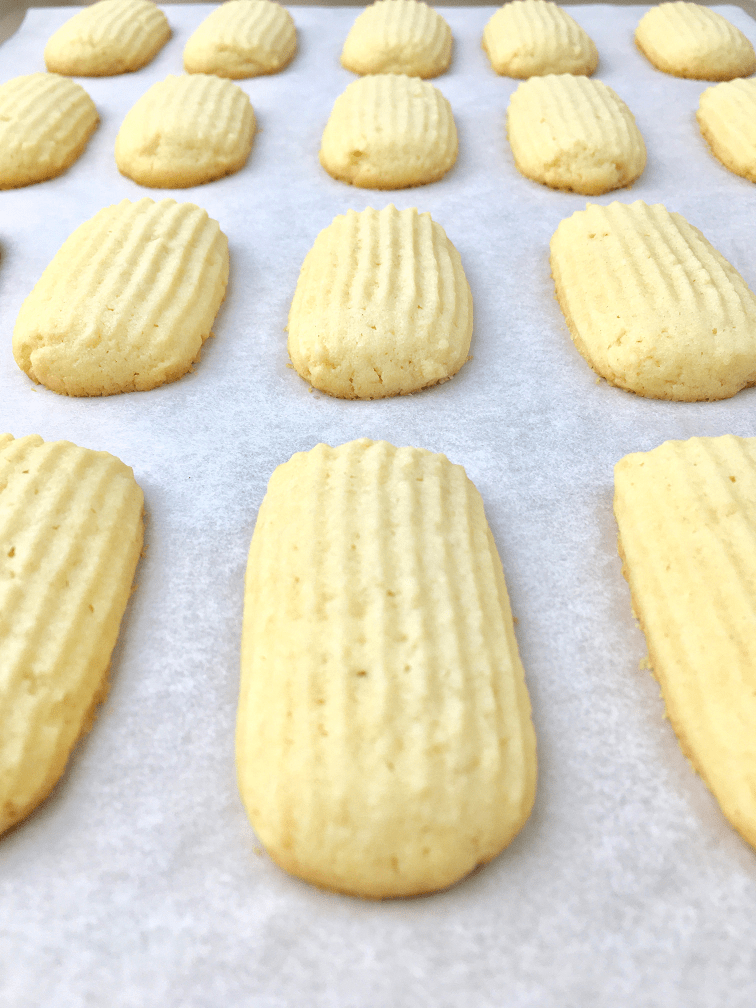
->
[320,74,457,189]
[614,435,756,850]
[0,73,98,190]
[13,198,229,397]
[287,205,472,399]
[506,75,645,195]
[698,78,756,184]
[44,0,170,77]
[238,438,537,899]
[115,74,256,188]
[183,0,297,78]
[635,2,756,81]
[341,0,452,79]
[550,200,756,401]
[482,0,598,78]
[0,434,143,836]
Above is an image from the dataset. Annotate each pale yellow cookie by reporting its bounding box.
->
[0,434,143,836]
[13,198,229,397]
[550,200,756,400]
[635,2,755,81]
[115,74,256,188]
[615,435,756,850]
[287,205,472,399]
[238,438,537,899]
[482,0,598,78]
[0,74,98,190]
[44,0,170,77]
[698,78,756,183]
[183,0,296,78]
[320,74,457,189]
[341,0,452,79]
[507,74,645,195]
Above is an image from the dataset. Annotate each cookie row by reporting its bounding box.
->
[11,197,756,403]
[40,0,756,83]
[43,0,294,78]
[0,434,535,900]
[488,0,756,80]
[3,432,755,897]
[4,68,756,194]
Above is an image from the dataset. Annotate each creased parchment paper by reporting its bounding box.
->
[1,6,756,1006]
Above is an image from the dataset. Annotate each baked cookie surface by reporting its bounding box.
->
[0,434,143,836]
[44,0,170,77]
[0,73,98,190]
[287,204,472,398]
[635,2,756,80]
[340,0,452,78]
[13,198,229,397]
[238,438,537,899]
[507,74,645,195]
[698,78,756,183]
[614,435,756,851]
[115,74,256,188]
[183,0,296,78]
[320,74,457,189]
[482,0,598,78]
[550,200,756,401]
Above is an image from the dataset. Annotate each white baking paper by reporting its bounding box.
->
[1,6,756,1006]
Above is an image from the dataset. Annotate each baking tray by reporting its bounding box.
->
[2,6,756,1006]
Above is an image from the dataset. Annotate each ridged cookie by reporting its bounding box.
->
[115,74,256,188]
[507,75,645,195]
[635,2,756,81]
[238,438,537,899]
[341,0,452,79]
[183,0,296,78]
[698,78,756,183]
[44,0,170,77]
[13,198,229,397]
[550,200,756,400]
[615,435,756,850]
[287,205,472,399]
[320,74,457,189]
[482,0,598,78]
[0,74,98,190]
[0,434,143,836]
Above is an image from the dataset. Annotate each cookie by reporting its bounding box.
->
[550,200,756,400]
[287,204,472,399]
[635,2,756,81]
[340,0,452,79]
[698,78,756,183]
[44,0,170,77]
[482,0,598,78]
[0,434,143,836]
[614,435,756,850]
[115,74,256,188]
[320,74,457,189]
[183,0,296,79]
[238,438,537,899]
[507,74,645,195]
[13,198,229,397]
[0,73,98,190]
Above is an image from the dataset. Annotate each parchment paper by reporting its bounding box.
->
[1,6,756,1006]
